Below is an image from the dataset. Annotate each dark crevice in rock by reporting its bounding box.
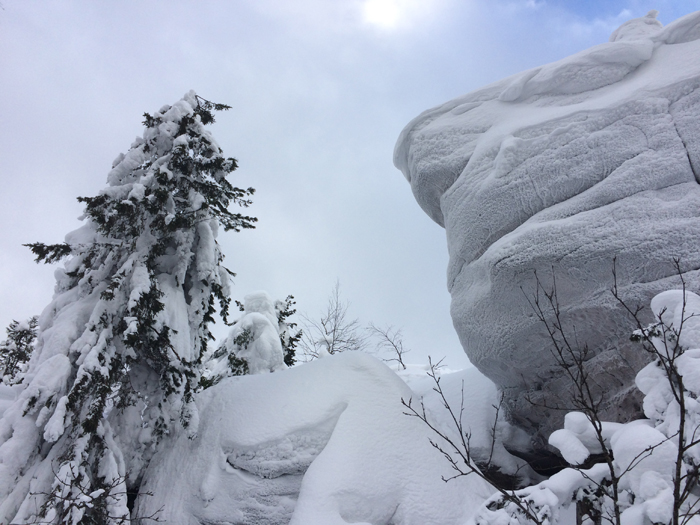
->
[503,446,569,478]
[475,462,531,490]
[670,114,700,183]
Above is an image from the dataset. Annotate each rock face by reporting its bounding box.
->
[394,10,700,442]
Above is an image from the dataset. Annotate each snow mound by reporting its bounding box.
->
[136,352,495,524]
[394,9,700,439]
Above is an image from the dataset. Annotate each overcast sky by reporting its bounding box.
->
[1,0,698,368]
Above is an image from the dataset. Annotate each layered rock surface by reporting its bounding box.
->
[394,10,700,441]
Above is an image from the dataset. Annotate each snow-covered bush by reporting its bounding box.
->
[475,272,700,525]
[0,317,37,385]
[0,91,255,524]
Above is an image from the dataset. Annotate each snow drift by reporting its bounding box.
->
[394,10,700,439]
[136,352,496,525]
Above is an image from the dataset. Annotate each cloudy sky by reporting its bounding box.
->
[0,0,697,368]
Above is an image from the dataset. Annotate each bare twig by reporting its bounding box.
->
[522,269,623,525]
[368,323,410,370]
[298,281,367,360]
[402,358,545,525]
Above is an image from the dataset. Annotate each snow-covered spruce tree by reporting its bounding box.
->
[0,91,256,524]
[0,317,38,385]
[275,295,302,367]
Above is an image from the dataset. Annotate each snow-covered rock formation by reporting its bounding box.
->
[394,10,700,440]
[136,352,495,525]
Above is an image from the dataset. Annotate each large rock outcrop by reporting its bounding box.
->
[394,10,700,442]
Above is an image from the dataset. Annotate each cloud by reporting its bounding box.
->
[0,0,698,371]
[361,0,443,31]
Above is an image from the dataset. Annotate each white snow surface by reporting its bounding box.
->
[0,386,14,420]
[393,9,700,437]
[400,363,536,483]
[137,352,496,525]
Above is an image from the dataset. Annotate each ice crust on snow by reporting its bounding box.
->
[394,9,700,439]
[137,353,496,525]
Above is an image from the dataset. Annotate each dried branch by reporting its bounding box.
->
[368,323,411,370]
[298,281,367,360]
[402,357,545,525]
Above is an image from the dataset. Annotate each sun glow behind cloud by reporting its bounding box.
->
[361,0,439,30]
[363,0,401,28]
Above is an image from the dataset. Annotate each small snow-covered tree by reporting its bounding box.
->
[0,91,255,524]
[470,261,700,525]
[202,292,291,385]
[275,295,302,367]
[0,317,38,385]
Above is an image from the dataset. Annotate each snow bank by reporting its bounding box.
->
[404,364,536,483]
[394,9,700,439]
[137,352,495,524]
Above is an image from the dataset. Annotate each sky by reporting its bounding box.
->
[0,0,698,369]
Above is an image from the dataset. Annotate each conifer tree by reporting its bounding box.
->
[0,91,255,524]
[276,295,302,367]
[0,317,38,385]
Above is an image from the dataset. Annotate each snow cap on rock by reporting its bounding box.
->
[609,10,662,42]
